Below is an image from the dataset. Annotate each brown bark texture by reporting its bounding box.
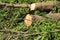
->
[30,1,60,10]
[24,13,60,26]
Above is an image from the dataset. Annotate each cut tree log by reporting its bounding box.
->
[24,13,60,26]
[0,1,60,10]
[46,12,60,20]
[24,14,46,26]
[30,1,59,11]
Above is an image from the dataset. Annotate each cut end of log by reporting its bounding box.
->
[30,3,36,10]
[24,14,46,26]
[30,1,57,11]
[24,14,33,26]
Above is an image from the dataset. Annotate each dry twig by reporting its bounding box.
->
[0,2,30,8]
[0,29,60,40]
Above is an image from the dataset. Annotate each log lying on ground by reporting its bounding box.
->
[24,14,46,26]
[46,12,60,20]
[0,2,30,8]
[0,1,60,10]
[56,4,60,9]
[30,1,59,11]
[24,13,60,26]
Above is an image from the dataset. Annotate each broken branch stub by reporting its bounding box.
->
[24,14,46,26]
[30,1,57,11]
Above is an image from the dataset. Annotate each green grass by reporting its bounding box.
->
[0,0,60,40]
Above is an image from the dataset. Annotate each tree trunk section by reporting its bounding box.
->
[30,1,57,11]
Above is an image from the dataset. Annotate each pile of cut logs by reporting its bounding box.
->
[0,1,60,26]
[24,1,60,26]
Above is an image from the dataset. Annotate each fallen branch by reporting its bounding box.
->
[0,29,60,38]
[0,34,12,40]
[0,34,8,40]
[0,2,30,8]
[12,29,60,37]
[0,29,18,34]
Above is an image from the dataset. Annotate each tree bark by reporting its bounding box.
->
[30,1,59,11]
[46,12,60,20]
[0,1,60,9]
[24,13,60,26]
